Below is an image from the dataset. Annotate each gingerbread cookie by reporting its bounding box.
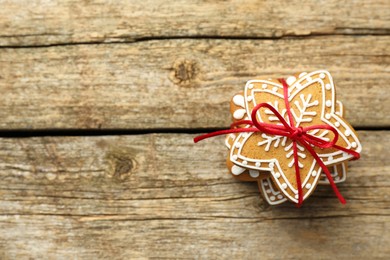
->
[194,70,361,206]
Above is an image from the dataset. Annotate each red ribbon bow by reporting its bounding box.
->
[194,78,360,206]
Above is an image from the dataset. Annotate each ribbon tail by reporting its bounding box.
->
[333,144,360,160]
[293,141,303,207]
[303,143,346,204]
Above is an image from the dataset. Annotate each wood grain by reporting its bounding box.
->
[0,36,389,130]
[1,1,388,259]
[0,0,389,46]
[0,131,389,259]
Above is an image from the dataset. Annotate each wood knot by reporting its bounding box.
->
[170,59,199,86]
[110,156,135,180]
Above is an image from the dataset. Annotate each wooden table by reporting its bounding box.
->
[0,1,389,259]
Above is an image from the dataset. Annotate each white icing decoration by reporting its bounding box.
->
[281,183,287,189]
[260,178,288,205]
[235,142,241,148]
[242,160,248,165]
[272,87,278,92]
[294,194,299,199]
[284,142,304,152]
[351,142,357,148]
[337,100,344,116]
[255,162,261,167]
[233,109,246,120]
[308,129,330,142]
[233,94,245,108]
[232,155,238,160]
[284,142,306,168]
[225,134,233,149]
[286,150,306,159]
[325,100,332,107]
[288,160,304,168]
[249,170,260,178]
[258,134,284,152]
[248,83,254,89]
[291,94,318,126]
[335,121,340,127]
[286,76,296,86]
[274,172,281,178]
[231,165,245,175]
[298,72,307,78]
[345,130,351,136]
[325,113,331,119]
[325,84,331,90]
[305,183,312,189]
[247,96,253,102]
[265,101,288,123]
[319,163,347,184]
[328,156,333,161]
[311,170,317,177]
[319,73,325,79]
[262,84,267,89]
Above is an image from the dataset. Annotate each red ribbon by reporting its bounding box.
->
[194,78,360,206]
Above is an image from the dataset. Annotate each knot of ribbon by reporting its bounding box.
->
[291,127,303,140]
[194,78,360,207]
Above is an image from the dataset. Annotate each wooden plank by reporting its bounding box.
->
[0,0,389,46]
[0,36,389,130]
[0,131,389,258]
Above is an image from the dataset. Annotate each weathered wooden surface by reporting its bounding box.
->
[0,0,389,259]
[0,132,389,259]
[1,36,389,130]
[0,0,389,46]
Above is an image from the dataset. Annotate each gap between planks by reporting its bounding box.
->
[0,127,388,138]
[1,33,390,49]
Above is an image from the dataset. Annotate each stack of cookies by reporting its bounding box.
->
[223,70,361,205]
